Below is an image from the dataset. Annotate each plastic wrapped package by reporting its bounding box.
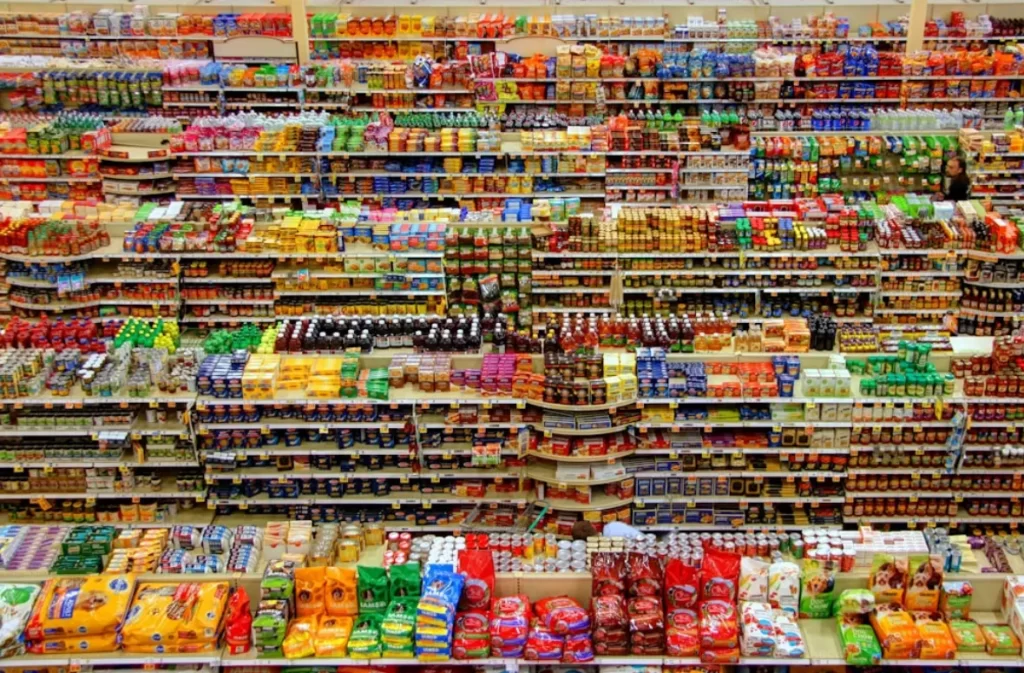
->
[664,559,699,610]
[739,601,775,657]
[949,619,986,653]
[453,611,490,659]
[739,557,769,603]
[701,549,740,603]
[26,575,137,640]
[837,618,882,665]
[983,624,1022,656]
[534,596,590,635]
[912,612,956,660]
[524,623,563,660]
[768,561,800,615]
[665,608,699,657]
[282,615,319,659]
[562,631,594,663]
[773,610,806,659]
[0,585,41,658]
[869,604,922,659]
[699,599,739,650]
[121,582,230,653]
[490,594,531,657]
[835,589,875,615]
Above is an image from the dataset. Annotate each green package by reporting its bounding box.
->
[358,566,390,614]
[799,557,835,619]
[390,562,421,598]
[837,619,882,666]
[983,624,1021,656]
[381,598,418,640]
[950,619,986,652]
[348,612,383,659]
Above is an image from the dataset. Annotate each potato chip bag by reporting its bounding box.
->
[295,567,326,617]
[121,582,229,650]
[326,567,358,616]
[26,575,136,640]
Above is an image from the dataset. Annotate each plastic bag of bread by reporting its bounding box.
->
[912,612,956,660]
[26,575,137,640]
[0,585,41,658]
[869,604,922,659]
[121,582,229,651]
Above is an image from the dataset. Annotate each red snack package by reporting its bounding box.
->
[627,596,664,632]
[701,548,741,603]
[458,549,495,610]
[524,623,564,661]
[592,552,627,597]
[454,610,492,659]
[628,552,664,598]
[702,646,741,664]
[666,608,699,657]
[592,595,627,629]
[664,558,699,611]
[490,595,532,658]
[595,641,629,655]
[534,596,590,635]
[224,587,252,655]
[562,632,595,663]
[699,599,739,650]
[593,625,628,643]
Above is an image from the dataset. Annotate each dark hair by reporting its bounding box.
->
[572,521,597,540]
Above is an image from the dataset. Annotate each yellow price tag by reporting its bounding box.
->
[239,502,249,510]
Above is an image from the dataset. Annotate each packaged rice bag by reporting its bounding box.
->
[941,581,972,620]
[837,618,882,665]
[295,567,326,617]
[739,557,769,603]
[772,610,806,658]
[26,575,136,640]
[912,612,956,660]
[315,616,353,657]
[534,596,590,635]
[869,604,922,659]
[739,601,775,657]
[869,553,908,606]
[326,567,358,616]
[983,624,1022,656]
[768,561,800,616]
[798,557,835,619]
[835,589,875,616]
[0,584,41,658]
[358,566,390,614]
[905,554,943,612]
[950,619,986,653]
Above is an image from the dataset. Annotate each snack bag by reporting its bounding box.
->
[326,567,358,616]
[940,581,972,620]
[869,553,908,606]
[701,548,740,603]
[490,594,531,657]
[453,611,491,659]
[665,608,699,657]
[26,575,137,640]
[282,615,318,659]
[768,561,800,615]
[835,589,875,616]
[224,587,252,655]
[627,596,664,633]
[869,604,921,659]
[261,560,296,602]
[950,619,986,652]
[458,550,494,610]
[381,598,418,658]
[663,558,698,610]
[739,601,775,657]
[316,616,354,657]
[390,562,421,599]
[252,599,289,654]
[837,618,882,665]
[627,552,664,597]
[294,567,326,617]
[983,624,1022,656]
[592,552,627,597]
[348,612,384,659]
[701,645,740,663]
[121,582,229,651]
[534,596,590,635]
[798,557,835,619]
[912,612,956,660]
[905,554,943,612]
[699,599,738,650]
[524,622,563,660]
[562,631,594,663]
[773,610,806,658]
[0,584,41,658]
[739,557,769,603]
[358,566,389,614]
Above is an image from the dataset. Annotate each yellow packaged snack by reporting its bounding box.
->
[326,567,358,616]
[121,582,229,649]
[26,575,136,640]
[27,633,120,654]
[283,615,319,659]
[295,567,327,617]
[316,615,354,657]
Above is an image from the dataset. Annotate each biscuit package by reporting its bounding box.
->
[739,601,774,657]
[121,582,230,653]
[869,553,908,606]
[26,575,137,641]
[912,612,956,660]
[739,557,769,603]
[773,610,806,658]
[940,581,972,620]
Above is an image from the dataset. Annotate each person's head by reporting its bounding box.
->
[946,156,965,179]
[571,521,597,540]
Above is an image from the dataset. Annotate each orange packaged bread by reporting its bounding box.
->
[26,575,137,640]
[869,604,922,660]
[912,612,956,660]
